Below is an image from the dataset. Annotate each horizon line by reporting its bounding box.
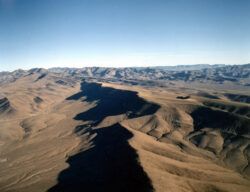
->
[1,63,250,73]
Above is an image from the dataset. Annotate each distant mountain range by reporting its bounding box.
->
[1,64,250,86]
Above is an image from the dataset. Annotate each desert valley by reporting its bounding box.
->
[0,64,250,192]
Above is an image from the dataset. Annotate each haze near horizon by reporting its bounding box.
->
[0,0,250,71]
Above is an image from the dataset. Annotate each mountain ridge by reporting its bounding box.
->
[1,64,250,87]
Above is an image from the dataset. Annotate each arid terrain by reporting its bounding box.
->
[0,65,250,192]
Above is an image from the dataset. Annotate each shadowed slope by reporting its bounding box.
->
[0,97,13,115]
[49,82,159,192]
[225,93,250,104]
[191,107,250,135]
[67,82,159,125]
[190,106,250,177]
[49,124,154,192]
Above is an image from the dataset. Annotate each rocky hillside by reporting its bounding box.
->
[1,64,250,86]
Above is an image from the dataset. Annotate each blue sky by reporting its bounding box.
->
[0,0,250,71]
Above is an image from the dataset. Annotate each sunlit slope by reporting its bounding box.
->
[0,73,249,192]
